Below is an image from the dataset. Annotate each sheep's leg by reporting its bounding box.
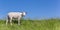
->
[6,19,8,25]
[10,17,12,25]
[6,16,9,25]
[18,18,20,25]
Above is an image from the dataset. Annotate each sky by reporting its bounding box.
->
[0,0,60,19]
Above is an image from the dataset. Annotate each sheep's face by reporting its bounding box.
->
[22,12,26,16]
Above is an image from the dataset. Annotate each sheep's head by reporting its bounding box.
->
[21,12,26,17]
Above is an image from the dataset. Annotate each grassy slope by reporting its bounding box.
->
[0,19,60,30]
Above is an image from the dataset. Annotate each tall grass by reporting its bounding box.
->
[0,19,60,30]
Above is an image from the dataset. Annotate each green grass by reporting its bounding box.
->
[0,19,60,30]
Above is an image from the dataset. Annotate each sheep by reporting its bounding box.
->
[6,12,26,25]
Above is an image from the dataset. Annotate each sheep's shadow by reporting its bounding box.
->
[12,20,18,24]
[12,19,22,24]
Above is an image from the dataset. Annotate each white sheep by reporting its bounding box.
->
[6,12,26,25]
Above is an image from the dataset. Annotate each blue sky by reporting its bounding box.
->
[0,0,60,19]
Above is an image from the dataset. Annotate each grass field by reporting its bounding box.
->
[0,18,60,30]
